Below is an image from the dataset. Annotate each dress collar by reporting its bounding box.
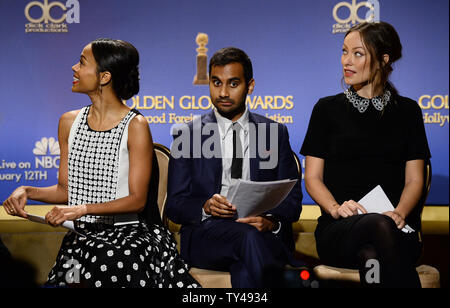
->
[344,87,391,113]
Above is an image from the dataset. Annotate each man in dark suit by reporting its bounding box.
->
[166,47,302,288]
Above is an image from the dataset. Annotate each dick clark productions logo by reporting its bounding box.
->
[24,0,80,33]
[332,0,380,34]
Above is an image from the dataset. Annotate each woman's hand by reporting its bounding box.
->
[382,210,406,229]
[45,205,87,227]
[330,200,367,219]
[3,186,28,218]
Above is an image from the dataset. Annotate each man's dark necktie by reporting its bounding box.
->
[231,122,243,179]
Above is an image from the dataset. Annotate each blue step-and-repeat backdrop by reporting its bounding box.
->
[0,0,448,205]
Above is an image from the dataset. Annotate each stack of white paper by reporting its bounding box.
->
[357,185,415,233]
[227,179,298,218]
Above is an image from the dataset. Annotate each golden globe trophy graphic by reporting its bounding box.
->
[193,33,209,85]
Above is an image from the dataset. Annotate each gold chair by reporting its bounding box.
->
[313,160,441,288]
[153,143,170,225]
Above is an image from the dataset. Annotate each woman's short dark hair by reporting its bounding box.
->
[209,47,253,85]
[345,22,402,96]
[91,38,140,100]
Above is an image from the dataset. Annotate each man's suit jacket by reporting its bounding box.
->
[166,110,302,251]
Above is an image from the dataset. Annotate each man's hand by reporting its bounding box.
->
[203,194,236,218]
[236,216,276,232]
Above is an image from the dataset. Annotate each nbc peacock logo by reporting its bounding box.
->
[33,137,60,168]
[33,137,60,155]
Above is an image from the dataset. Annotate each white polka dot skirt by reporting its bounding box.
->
[46,221,201,288]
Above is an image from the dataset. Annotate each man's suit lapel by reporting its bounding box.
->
[201,111,223,193]
[248,112,261,182]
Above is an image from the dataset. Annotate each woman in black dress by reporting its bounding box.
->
[3,39,200,288]
[300,22,430,287]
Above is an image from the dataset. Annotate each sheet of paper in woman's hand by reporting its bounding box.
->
[27,213,85,236]
[357,185,414,233]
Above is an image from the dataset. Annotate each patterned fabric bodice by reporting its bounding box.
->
[68,106,137,225]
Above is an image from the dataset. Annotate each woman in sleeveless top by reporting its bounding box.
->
[3,39,200,288]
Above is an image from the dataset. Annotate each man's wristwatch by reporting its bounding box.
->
[263,214,281,232]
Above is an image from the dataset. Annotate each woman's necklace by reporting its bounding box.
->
[344,88,391,113]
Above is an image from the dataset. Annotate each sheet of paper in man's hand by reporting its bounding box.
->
[227,179,298,218]
[27,213,85,236]
[357,185,415,233]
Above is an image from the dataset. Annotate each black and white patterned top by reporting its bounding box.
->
[68,106,139,225]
